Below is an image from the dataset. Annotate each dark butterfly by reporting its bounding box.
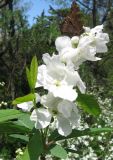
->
[60,1,84,37]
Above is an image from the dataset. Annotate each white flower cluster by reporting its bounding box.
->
[0,101,7,107]
[0,81,7,107]
[15,148,23,156]
[17,25,109,137]
[58,116,113,160]
[0,82,5,87]
[64,93,113,160]
[89,86,113,127]
[98,97,113,127]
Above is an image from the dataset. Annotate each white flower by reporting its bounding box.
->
[17,93,40,112]
[55,36,100,69]
[17,101,33,112]
[83,25,109,53]
[30,108,51,129]
[55,36,79,52]
[36,53,86,101]
[41,93,80,136]
[55,25,109,68]
[30,93,80,136]
[55,36,71,52]
[74,37,101,66]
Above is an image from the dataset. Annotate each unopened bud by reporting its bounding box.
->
[71,36,79,48]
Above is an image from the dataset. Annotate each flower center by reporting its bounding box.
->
[54,80,61,86]
[52,109,58,115]
[72,43,78,48]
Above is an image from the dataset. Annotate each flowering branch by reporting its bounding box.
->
[13,24,109,159]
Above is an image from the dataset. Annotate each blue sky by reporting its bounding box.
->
[24,0,58,26]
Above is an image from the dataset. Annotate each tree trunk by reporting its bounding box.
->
[101,0,112,23]
[92,0,96,27]
[8,0,15,37]
[8,0,16,100]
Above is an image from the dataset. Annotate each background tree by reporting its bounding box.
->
[0,0,29,101]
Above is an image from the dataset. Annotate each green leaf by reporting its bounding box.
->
[16,114,34,130]
[0,109,24,122]
[30,56,38,89]
[26,56,38,91]
[49,128,113,141]
[26,67,32,89]
[9,134,29,142]
[50,144,67,159]
[18,131,44,160]
[13,93,35,105]
[16,149,29,160]
[76,94,101,116]
[0,122,30,134]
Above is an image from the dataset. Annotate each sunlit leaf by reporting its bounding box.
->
[16,114,34,130]
[50,144,67,159]
[13,93,35,105]
[30,55,38,89]
[0,109,24,122]
[26,67,32,89]
[76,94,101,116]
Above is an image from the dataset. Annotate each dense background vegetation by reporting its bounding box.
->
[0,0,113,159]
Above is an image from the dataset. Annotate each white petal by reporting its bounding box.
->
[86,47,96,60]
[17,101,33,112]
[51,85,78,101]
[102,33,109,43]
[42,53,61,65]
[41,93,61,109]
[69,106,81,128]
[57,115,72,136]
[30,108,51,129]
[55,36,72,52]
[96,42,108,53]
[35,93,41,103]
[96,33,109,43]
[57,100,74,118]
[74,72,86,94]
[42,53,51,65]
[91,25,103,33]
[60,47,78,62]
[95,57,101,61]
[35,65,47,88]
[76,77,86,94]
[78,36,94,48]
[83,26,91,33]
